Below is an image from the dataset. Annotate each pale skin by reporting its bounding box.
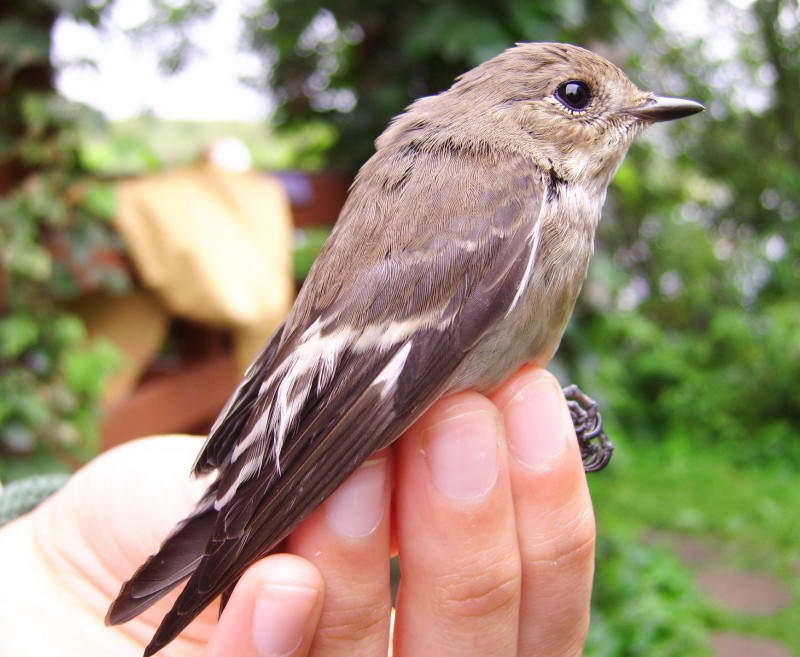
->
[0,366,595,657]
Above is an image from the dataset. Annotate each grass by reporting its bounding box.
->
[588,437,800,655]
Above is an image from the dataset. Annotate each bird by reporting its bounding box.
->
[106,42,703,655]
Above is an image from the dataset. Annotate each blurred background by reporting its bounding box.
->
[0,0,797,655]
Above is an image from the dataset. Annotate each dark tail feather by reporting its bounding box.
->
[141,354,421,656]
[218,583,236,619]
[106,496,218,626]
[215,535,288,620]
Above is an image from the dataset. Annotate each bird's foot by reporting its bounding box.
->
[562,384,613,472]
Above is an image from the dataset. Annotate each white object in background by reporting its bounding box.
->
[208,137,253,173]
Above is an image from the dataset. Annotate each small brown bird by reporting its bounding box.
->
[107,42,703,655]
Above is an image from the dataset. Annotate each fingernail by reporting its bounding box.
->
[252,584,319,656]
[325,458,387,538]
[423,409,498,501]
[504,375,568,471]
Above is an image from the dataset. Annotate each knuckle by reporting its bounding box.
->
[527,505,596,566]
[316,596,391,644]
[433,557,521,619]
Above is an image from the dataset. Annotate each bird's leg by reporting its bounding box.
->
[562,384,614,472]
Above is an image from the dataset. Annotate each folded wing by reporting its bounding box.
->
[108,143,547,657]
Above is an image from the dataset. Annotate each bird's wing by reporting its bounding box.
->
[139,146,548,655]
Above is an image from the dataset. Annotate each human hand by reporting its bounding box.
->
[0,366,595,656]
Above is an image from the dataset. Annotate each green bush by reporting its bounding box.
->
[0,313,119,458]
[572,297,800,465]
[587,440,800,653]
[1,32,129,468]
[587,534,711,657]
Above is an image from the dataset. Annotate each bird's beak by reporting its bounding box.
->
[624,95,705,122]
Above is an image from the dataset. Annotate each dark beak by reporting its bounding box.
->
[625,95,705,122]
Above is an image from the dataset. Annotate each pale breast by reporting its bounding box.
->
[451,184,602,393]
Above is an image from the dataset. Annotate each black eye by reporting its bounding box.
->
[555,80,591,111]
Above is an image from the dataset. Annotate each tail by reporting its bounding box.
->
[105,486,218,626]
[107,324,287,646]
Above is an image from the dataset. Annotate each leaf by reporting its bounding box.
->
[78,137,162,175]
[5,242,52,281]
[61,340,120,397]
[77,182,117,219]
[49,315,86,348]
[293,226,331,279]
[20,94,55,137]
[0,20,51,78]
[0,315,40,359]
[404,6,509,65]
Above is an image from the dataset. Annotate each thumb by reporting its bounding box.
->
[204,554,324,657]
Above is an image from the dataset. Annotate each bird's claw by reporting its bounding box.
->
[562,384,613,472]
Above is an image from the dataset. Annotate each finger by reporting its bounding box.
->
[492,367,596,657]
[286,450,393,656]
[393,392,521,657]
[204,554,324,657]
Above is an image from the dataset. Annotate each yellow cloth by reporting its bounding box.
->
[79,163,294,403]
[115,163,294,332]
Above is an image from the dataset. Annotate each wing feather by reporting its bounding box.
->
[192,322,287,476]
[115,143,548,656]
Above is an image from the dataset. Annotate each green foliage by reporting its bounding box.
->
[586,535,711,657]
[79,133,163,177]
[0,314,40,358]
[590,440,800,569]
[0,2,127,466]
[85,116,337,174]
[0,19,51,78]
[0,313,119,457]
[589,440,800,653]
[255,0,643,169]
[293,226,332,280]
[0,94,131,300]
[572,298,800,464]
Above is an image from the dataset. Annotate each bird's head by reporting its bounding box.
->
[379,42,703,190]
[461,42,703,186]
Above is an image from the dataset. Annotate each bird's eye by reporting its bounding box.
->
[555,80,591,111]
